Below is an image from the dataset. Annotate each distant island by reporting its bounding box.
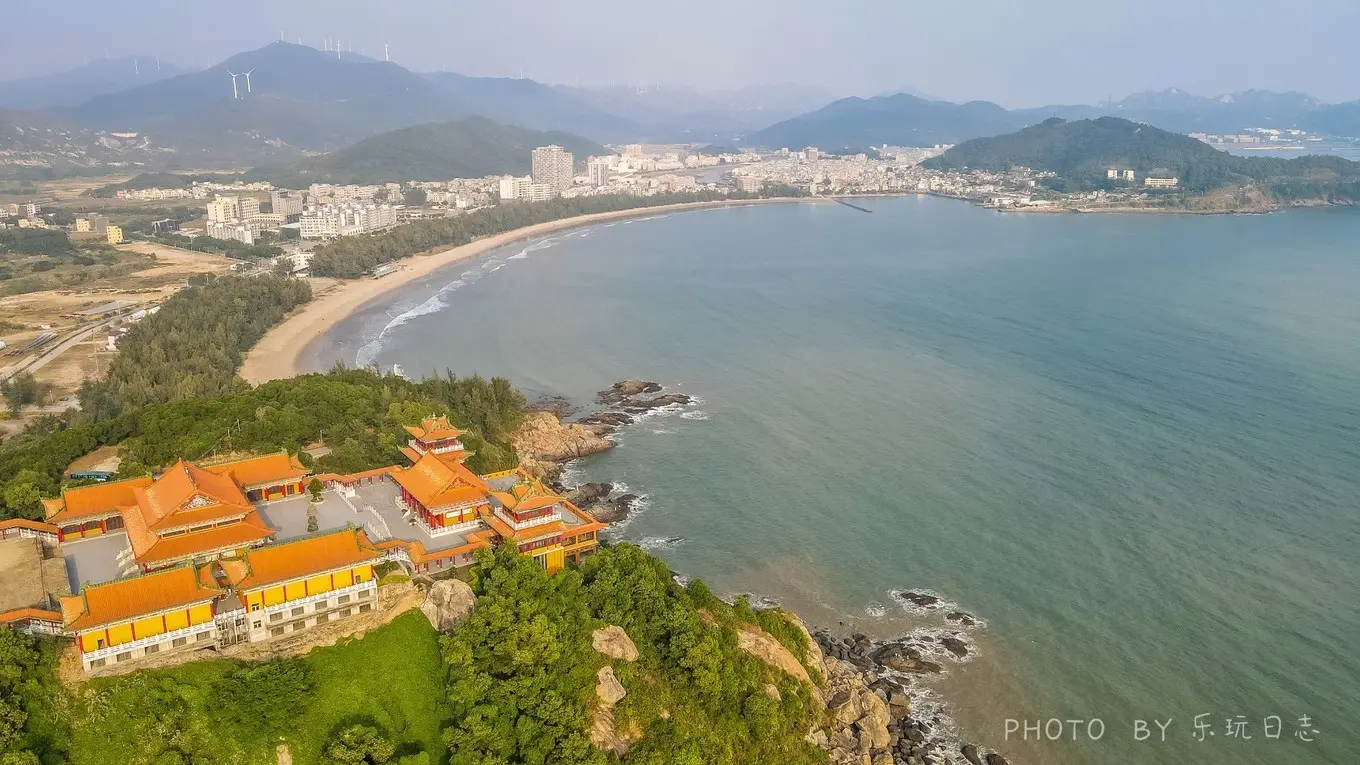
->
[924,117,1360,212]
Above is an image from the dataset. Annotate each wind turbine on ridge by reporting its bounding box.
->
[243,69,255,95]
[226,70,241,99]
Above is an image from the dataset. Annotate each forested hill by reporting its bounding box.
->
[246,117,604,186]
[924,116,1360,199]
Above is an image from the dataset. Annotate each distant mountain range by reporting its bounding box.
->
[0,57,193,110]
[4,45,1360,183]
[424,73,641,141]
[245,118,604,186]
[746,89,1360,150]
[747,94,1023,150]
[0,44,840,174]
[924,116,1360,202]
[551,82,838,143]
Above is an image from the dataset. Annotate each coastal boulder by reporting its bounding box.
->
[419,579,476,632]
[512,411,614,477]
[597,379,662,404]
[737,625,812,685]
[592,625,639,662]
[872,642,942,674]
[569,482,614,507]
[855,691,892,750]
[961,744,983,765]
[595,665,627,707]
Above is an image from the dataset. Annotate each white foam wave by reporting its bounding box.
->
[864,603,888,618]
[888,588,958,617]
[679,410,710,421]
[651,428,675,435]
[636,536,685,551]
[507,237,560,260]
[557,460,585,489]
[354,277,468,367]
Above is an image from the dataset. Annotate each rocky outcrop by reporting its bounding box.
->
[816,654,894,765]
[592,625,639,662]
[597,379,663,404]
[596,665,627,706]
[737,625,813,687]
[512,411,614,480]
[587,493,641,524]
[871,643,943,675]
[577,411,635,428]
[807,627,1016,765]
[590,665,632,755]
[568,482,614,507]
[420,579,476,632]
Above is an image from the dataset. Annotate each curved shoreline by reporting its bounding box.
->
[241,197,822,384]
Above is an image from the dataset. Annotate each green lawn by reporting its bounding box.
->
[291,611,447,765]
[67,610,447,765]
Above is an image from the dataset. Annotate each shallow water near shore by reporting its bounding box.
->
[308,196,1360,764]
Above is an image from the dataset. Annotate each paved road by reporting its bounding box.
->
[0,307,147,384]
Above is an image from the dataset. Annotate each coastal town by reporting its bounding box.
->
[0,140,1197,280]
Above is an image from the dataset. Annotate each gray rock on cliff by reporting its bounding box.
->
[592,625,640,662]
[419,579,476,632]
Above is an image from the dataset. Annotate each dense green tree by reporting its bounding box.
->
[926,116,1360,199]
[211,659,315,737]
[326,725,396,765]
[1,470,45,521]
[86,274,311,417]
[0,373,51,415]
[311,191,757,279]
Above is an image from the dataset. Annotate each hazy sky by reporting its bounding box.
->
[2,0,1359,106]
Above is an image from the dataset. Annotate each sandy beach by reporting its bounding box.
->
[240,198,807,384]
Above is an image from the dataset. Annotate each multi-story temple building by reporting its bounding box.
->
[31,418,607,674]
[61,528,379,671]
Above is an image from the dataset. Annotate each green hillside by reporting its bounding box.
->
[249,117,604,186]
[925,116,1360,199]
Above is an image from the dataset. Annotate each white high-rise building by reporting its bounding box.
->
[206,196,241,223]
[587,158,612,187]
[498,176,554,202]
[271,190,305,218]
[206,220,257,245]
[299,203,398,239]
[531,145,575,193]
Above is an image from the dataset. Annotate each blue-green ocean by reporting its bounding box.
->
[307,197,1360,764]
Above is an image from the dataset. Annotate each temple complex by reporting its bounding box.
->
[13,421,607,674]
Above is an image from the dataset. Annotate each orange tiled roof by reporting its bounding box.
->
[491,479,562,513]
[403,415,464,442]
[229,528,380,591]
[204,452,308,489]
[0,608,62,625]
[43,476,153,524]
[132,461,253,533]
[124,507,274,565]
[0,518,59,535]
[391,452,489,509]
[61,565,221,631]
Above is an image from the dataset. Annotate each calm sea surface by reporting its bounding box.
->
[307,197,1360,764]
